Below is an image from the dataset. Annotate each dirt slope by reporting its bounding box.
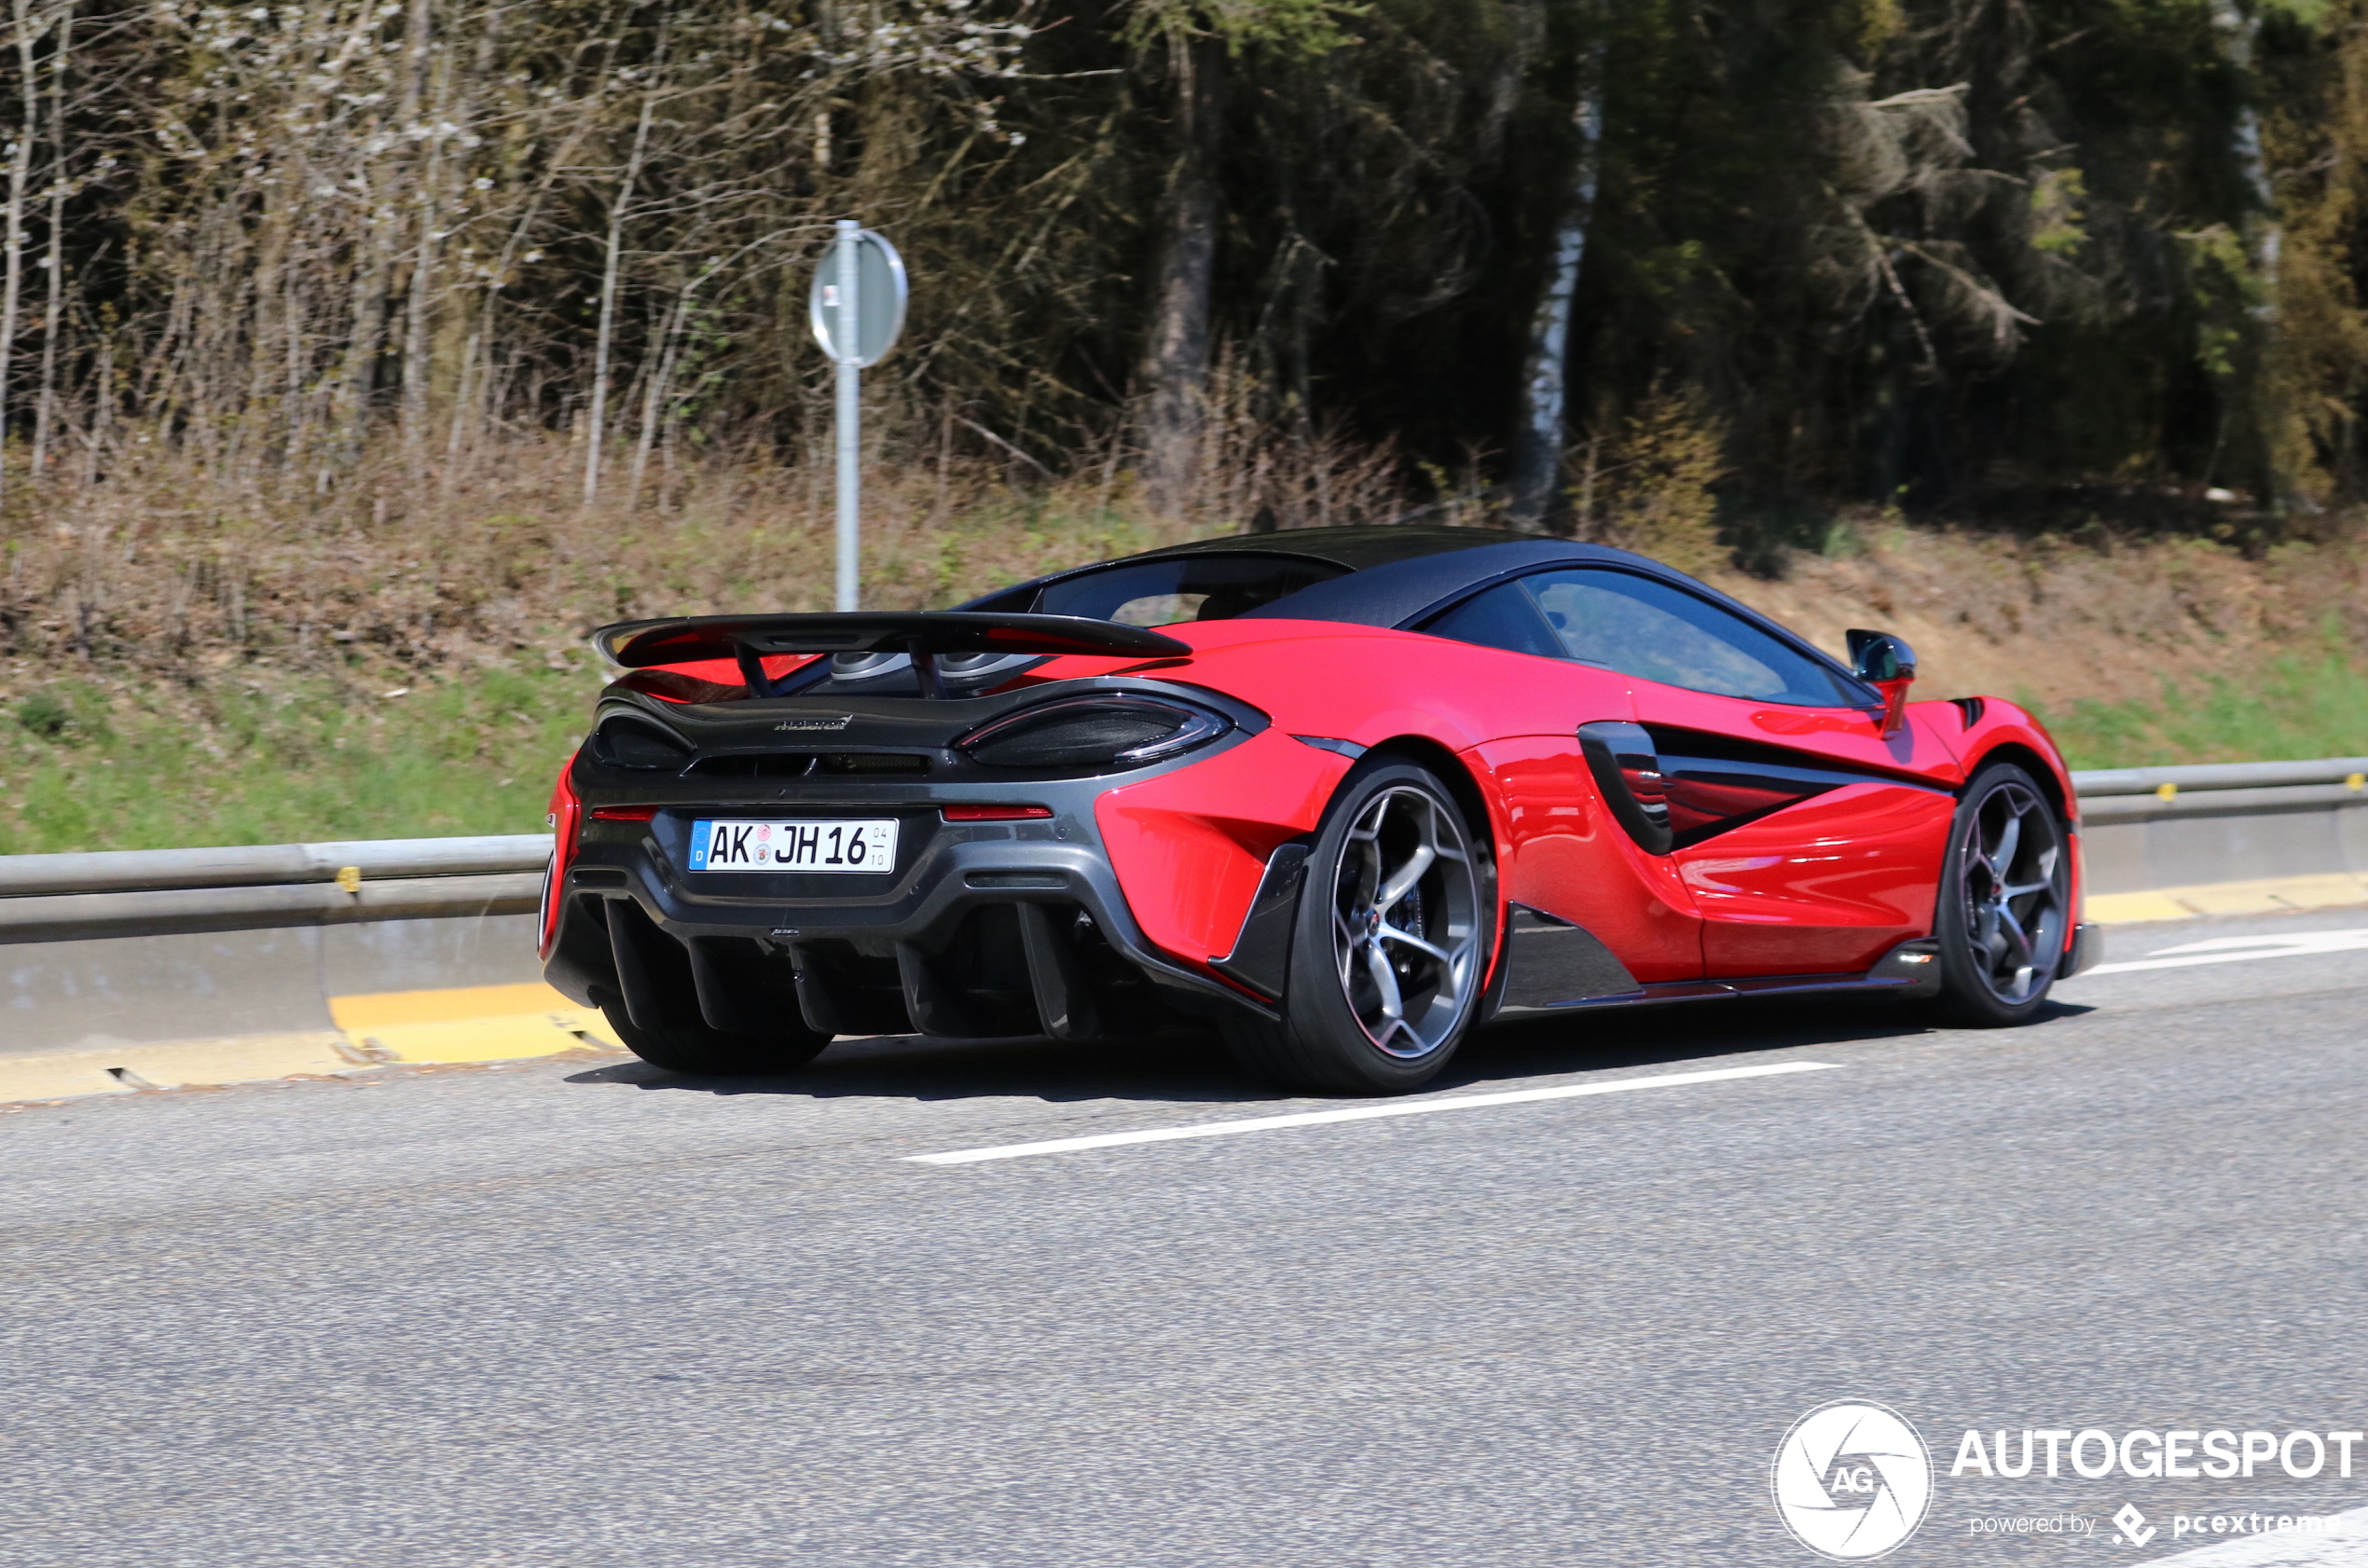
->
[1703,528,2368,710]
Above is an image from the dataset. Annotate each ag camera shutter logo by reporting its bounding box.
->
[1771,1400,1934,1560]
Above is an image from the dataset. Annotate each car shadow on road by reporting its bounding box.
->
[559,991,2087,1107]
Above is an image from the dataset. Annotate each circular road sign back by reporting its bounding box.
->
[809,228,909,368]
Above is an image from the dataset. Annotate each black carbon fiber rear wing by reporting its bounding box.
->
[592,612,1191,698]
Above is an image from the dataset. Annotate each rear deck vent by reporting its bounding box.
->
[817,752,929,776]
[690,753,819,778]
[686,750,929,778]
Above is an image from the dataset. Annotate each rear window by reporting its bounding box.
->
[1021,554,1347,626]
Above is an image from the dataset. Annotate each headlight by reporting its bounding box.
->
[958,696,1232,770]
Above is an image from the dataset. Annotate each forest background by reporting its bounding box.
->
[0,0,2364,850]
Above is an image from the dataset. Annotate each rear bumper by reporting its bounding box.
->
[543,800,1274,1041]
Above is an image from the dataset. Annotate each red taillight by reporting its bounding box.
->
[541,758,584,960]
[591,805,661,821]
[941,804,1053,822]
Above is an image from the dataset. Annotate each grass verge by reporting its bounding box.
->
[0,665,593,854]
[2028,644,2368,771]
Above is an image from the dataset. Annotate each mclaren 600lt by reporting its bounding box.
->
[541,527,2099,1094]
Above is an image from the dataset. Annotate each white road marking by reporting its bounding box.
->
[2084,928,2368,977]
[2142,1504,2368,1565]
[906,1060,1846,1165]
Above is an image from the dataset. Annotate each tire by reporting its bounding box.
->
[1928,761,2074,1026]
[599,1006,832,1076]
[1221,760,1491,1095]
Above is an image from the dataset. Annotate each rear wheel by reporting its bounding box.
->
[1930,762,2072,1026]
[1221,761,1488,1095]
[598,1007,832,1076]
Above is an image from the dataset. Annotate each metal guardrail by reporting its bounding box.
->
[0,835,551,944]
[0,755,2361,944]
[2072,758,2368,824]
[0,835,553,898]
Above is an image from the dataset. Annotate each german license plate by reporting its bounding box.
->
[688,818,899,873]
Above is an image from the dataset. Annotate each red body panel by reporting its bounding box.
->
[1469,736,1704,981]
[541,758,583,959]
[1094,726,1353,979]
[1675,783,1954,975]
[1621,681,1964,976]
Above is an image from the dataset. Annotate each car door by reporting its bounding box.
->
[1422,581,1705,986]
[1515,567,1962,979]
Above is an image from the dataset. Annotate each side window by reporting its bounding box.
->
[1518,570,1865,706]
[1422,582,1564,659]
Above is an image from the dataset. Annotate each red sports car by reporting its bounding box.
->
[541,527,2098,1093]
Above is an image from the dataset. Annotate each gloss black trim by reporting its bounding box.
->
[598,610,1191,668]
[1865,937,1944,998]
[1210,843,1310,1001]
[1489,904,1643,1012]
[575,674,1272,791]
[1015,901,1101,1039]
[1645,725,1952,849]
[1577,721,1674,855]
[1489,930,1949,1016]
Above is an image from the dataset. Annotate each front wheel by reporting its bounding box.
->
[1220,761,1489,1095]
[598,1006,832,1076]
[1929,762,2073,1026]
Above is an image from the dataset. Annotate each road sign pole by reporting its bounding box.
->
[811,221,904,613]
[833,219,860,612]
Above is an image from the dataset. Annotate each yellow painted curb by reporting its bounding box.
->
[328,981,617,1066]
[345,1011,617,1066]
[2090,872,2368,924]
[329,982,583,1031]
[3,984,625,1107]
[2085,890,2196,924]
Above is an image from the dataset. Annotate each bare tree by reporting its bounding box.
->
[398,0,439,478]
[0,0,52,502]
[2207,0,2291,505]
[1134,32,1221,514]
[584,20,668,508]
[1506,5,1604,530]
[26,0,63,478]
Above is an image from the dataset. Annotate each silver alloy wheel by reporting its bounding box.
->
[1954,776,2069,1004]
[1328,785,1480,1058]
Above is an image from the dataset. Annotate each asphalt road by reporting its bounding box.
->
[5,908,2366,1567]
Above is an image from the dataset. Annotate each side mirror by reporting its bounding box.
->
[1846,628,1917,737]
